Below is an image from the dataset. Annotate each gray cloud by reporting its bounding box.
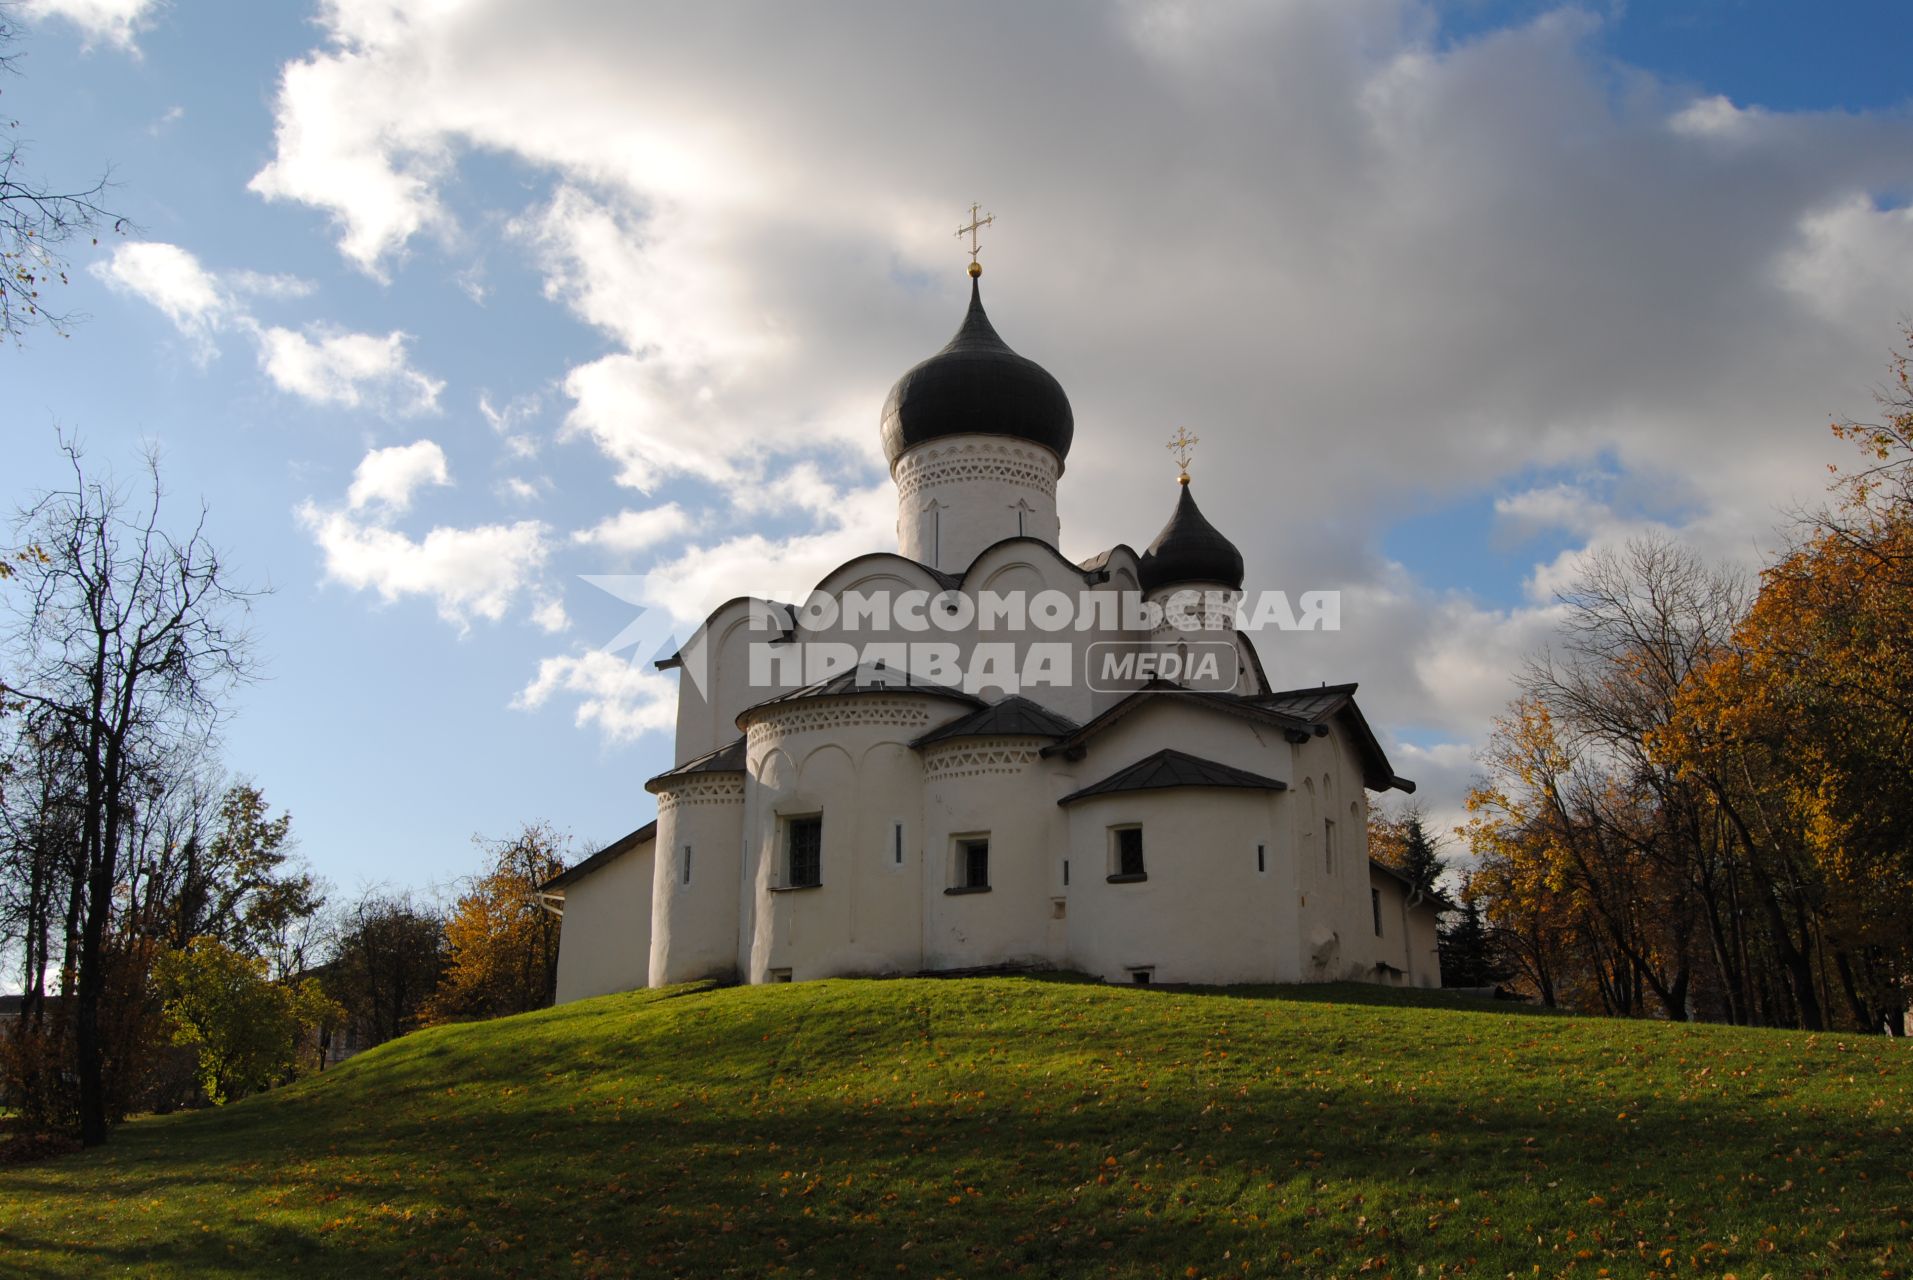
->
[258,0,1913,812]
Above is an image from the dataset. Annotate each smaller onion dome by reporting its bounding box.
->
[880,277,1074,469]
[1137,482,1245,592]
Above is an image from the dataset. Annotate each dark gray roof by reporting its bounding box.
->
[1251,683,1360,720]
[880,277,1074,468]
[1137,482,1245,592]
[1058,747,1288,805]
[540,821,658,894]
[645,736,747,794]
[911,695,1079,747]
[1044,684,1315,757]
[1249,684,1415,793]
[736,662,984,728]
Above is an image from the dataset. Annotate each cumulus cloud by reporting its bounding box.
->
[91,241,441,425]
[253,0,1913,788]
[514,649,680,742]
[571,503,693,556]
[346,440,451,513]
[91,241,228,355]
[21,0,160,52]
[256,326,443,416]
[298,500,552,631]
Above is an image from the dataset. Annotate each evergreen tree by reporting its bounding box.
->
[1438,875,1505,988]
[1397,811,1444,899]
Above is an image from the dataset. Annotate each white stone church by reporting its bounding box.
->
[543,258,1442,999]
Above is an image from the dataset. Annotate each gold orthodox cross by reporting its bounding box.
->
[1167,427,1199,484]
[957,203,995,276]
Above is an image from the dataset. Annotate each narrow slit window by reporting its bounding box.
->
[893,821,904,866]
[681,844,693,886]
[1256,843,1266,874]
[1371,887,1383,937]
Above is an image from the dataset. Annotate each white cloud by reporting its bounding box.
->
[571,503,693,556]
[257,326,444,416]
[346,440,451,513]
[529,594,572,635]
[297,501,551,632]
[91,241,228,356]
[638,483,895,629]
[514,649,680,742]
[499,477,544,504]
[21,0,160,52]
[478,392,544,460]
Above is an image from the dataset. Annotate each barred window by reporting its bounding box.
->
[786,815,823,888]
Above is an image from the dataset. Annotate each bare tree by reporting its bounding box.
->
[1,439,258,1144]
[0,13,126,342]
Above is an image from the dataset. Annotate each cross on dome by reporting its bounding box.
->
[956,203,995,277]
[1166,427,1199,484]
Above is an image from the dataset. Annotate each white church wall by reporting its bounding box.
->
[1290,730,1387,983]
[740,693,968,981]
[648,776,746,986]
[921,736,1067,972]
[853,740,930,970]
[670,601,798,767]
[553,839,655,1004]
[893,435,1061,572]
[1069,699,1295,790]
[1062,788,1294,985]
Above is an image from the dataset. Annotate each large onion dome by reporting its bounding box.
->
[880,277,1074,469]
[1137,482,1245,592]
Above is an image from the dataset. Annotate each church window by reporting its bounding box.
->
[893,821,905,866]
[1062,859,1069,886]
[963,838,989,888]
[946,834,991,893]
[1324,818,1337,875]
[1109,825,1146,881]
[681,844,693,886]
[1371,887,1384,937]
[785,815,823,888]
[1256,842,1267,874]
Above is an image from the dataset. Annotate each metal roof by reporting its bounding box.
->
[1058,747,1289,805]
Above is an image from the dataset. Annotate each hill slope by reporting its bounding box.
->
[1,977,1907,1277]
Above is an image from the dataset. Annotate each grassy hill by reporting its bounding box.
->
[0,977,1907,1278]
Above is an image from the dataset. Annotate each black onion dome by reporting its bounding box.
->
[880,278,1074,469]
[1137,483,1246,592]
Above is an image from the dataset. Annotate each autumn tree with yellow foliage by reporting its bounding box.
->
[1467,332,1913,1031]
[426,823,569,1023]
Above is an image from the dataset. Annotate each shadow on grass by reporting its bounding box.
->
[1,977,1902,1277]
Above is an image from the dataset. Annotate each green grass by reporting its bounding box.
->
[1,977,1908,1278]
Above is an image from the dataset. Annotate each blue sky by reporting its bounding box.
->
[5,0,1910,904]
